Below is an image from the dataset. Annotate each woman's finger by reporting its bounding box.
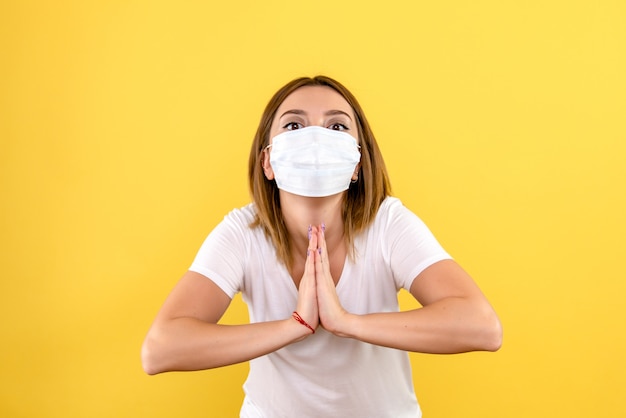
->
[304,224,318,275]
[296,225,319,330]
[315,223,331,277]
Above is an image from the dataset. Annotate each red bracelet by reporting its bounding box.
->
[292,311,315,334]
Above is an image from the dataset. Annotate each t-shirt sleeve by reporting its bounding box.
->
[384,199,453,291]
[188,209,251,298]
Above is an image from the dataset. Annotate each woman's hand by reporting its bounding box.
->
[294,224,350,337]
[294,225,320,336]
[313,224,350,335]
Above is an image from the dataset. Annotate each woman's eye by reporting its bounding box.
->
[284,122,303,131]
[329,123,348,131]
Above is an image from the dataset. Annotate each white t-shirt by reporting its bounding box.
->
[190,197,451,418]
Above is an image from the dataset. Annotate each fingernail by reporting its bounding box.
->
[318,248,322,255]
[321,222,326,233]
[307,249,311,257]
[308,224,312,240]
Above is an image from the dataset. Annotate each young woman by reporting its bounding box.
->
[142,76,502,417]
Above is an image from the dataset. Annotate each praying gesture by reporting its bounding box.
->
[295,224,349,337]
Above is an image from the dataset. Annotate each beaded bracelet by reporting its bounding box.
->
[292,311,315,334]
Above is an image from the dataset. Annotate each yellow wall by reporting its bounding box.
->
[1,1,625,417]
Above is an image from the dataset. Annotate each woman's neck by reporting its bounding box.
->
[279,191,346,256]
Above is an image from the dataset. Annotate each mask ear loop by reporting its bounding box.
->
[260,142,273,176]
[352,147,361,183]
[260,143,272,169]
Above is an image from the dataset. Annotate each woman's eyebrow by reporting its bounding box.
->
[279,109,306,119]
[278,109,353,121]
[325,109,353,121]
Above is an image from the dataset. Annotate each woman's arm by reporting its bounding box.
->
[141,271,314,375]
[339,260,502,353]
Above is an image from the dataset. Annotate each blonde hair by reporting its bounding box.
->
[248,76,391,266]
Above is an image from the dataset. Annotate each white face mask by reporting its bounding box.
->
[267,126,361,197]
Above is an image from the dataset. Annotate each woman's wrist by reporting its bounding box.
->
[323,311,358,338]
[286,313,315,342]
[292,311,315,334]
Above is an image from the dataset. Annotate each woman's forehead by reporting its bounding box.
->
[276,86,353,116]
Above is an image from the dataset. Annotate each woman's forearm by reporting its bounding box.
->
[337,297,502,354]
[141,316,310,375]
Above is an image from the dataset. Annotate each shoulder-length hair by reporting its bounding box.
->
[248,75,391,266]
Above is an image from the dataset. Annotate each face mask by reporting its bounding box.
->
[267,126,361,197]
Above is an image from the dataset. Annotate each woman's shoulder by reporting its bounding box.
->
[373,196,427,231]
[212,203,261,239]
[376,196,408,219]
[222,202,257,224]
[378,195,401,211]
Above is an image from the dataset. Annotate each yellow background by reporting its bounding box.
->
[1,1,625,417]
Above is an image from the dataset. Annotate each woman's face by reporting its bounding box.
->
[263,85,360,182]
[268,85,359,143]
